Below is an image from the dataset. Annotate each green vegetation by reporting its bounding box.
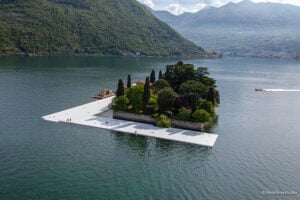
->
[116,79,124,97]
[150,69,156,83]
[110,96,129,111]
[127,75,131,88]
[142,77,150,112]
[125,84,144,112]
[0,0,210,57]
[111,61,220,130]
[176,107,191,121]
[156,114,171,128]
[157,87,176,113]
[192,109,211,123]
[152,79,171,93]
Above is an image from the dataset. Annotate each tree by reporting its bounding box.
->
[126,85,144,112]
[157,88,176,113]
[150,69,156,83]
[142,76,150,111]
[190,94,198,113]
[206,87,219,106]
[195,67,209,79]
[152,79,171,93]
[159,70,163,79]
[127,74,131,88]
[178,80,208,98]
[195,67,216,87]
[116,79,124,97]
[110,96,129,111]
[164,61,196,92]
[192,109,211,123]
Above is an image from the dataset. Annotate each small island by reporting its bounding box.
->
[110,61,220,131]
[42,61,219,147]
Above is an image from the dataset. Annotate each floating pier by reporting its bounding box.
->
[42,96,218,147]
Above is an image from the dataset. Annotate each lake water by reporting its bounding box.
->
[0,56,300,199]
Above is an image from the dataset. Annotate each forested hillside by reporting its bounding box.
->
[0,0,212,57]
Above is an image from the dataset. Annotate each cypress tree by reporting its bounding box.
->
[159,70,163,79]
[142,76,150,111]
[150,69,156,83]
[116,79,124,97]
[206,87,216,105]
[190,94,198,113]
[127,74,131,88]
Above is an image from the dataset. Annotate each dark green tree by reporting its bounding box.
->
[152,79,171,93]
[159,70,163,79]
[206,87,219,106]
[195,67,209,79]
[150,69,156,83]
[157,88,176,113]
[142,76,150,111]
[195,67,216,87]
[178,80,208,98]
[164,61,195,92]
[127,74,131,88]
[190,94,198,113]
[116,79,124,97]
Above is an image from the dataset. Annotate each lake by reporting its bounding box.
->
[0,56,300,199]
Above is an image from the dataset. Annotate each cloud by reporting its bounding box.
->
[167,3,189,15]
[142,0,155,9]
[138,0,300,13]
[190,3,208,12]
[252,0,300,6]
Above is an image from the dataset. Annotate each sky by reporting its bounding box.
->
[137,0,300,15]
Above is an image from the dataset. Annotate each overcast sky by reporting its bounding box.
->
[137,0,300,15]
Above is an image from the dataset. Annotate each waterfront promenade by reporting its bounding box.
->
[42,97,218,147]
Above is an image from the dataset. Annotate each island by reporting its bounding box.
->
[42,61,219,147]
[111,61,220,131]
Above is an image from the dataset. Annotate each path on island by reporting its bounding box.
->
[42,96,218,147]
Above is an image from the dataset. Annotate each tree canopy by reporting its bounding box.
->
[157,87,177,113]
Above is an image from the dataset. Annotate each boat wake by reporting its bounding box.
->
[255,88,300,92]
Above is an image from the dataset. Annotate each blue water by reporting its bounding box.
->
[0,56,300,199]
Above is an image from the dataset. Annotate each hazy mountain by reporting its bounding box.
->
[0,0,212,58]
[153,0,300,58]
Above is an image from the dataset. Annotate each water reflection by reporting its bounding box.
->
[113,133,148,155]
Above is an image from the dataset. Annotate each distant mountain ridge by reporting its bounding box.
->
[0,0,213,58]
[152,0,300,58]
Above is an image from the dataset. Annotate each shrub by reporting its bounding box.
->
[176,107,191,121]
[110,96,129,111]
[192,109,211,123]
[199,100,215,116]
[156,114,171,128]
[145,95,159,115]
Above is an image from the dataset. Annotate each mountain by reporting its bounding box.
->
[153,0,300,58]
[0,0,213,58]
